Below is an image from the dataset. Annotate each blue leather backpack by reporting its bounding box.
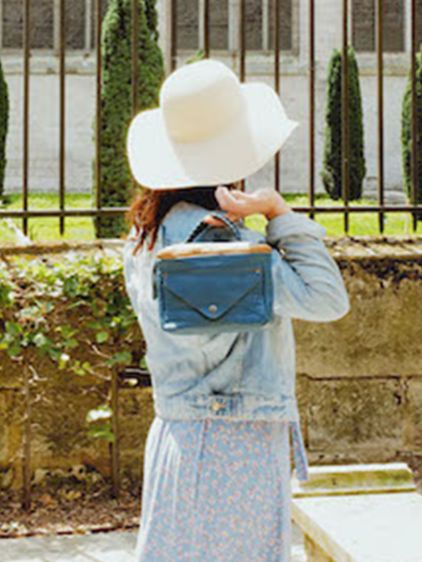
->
[152,210,274,335]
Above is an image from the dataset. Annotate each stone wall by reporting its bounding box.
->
[0,236,422,490]
[296,237,422,480]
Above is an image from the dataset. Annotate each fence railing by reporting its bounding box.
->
[0,0,421,236]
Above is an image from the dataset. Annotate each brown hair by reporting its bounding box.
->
[125,183,239,256]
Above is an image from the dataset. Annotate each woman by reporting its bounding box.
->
[123,59,350,561]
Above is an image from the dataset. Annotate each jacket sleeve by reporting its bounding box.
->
[122,226,140,313]
[265,211,350,322]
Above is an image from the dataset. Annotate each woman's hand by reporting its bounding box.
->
[203,185,292,227]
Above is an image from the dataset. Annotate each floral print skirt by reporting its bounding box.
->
[135,416,294,561]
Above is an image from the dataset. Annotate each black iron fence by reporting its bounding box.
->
[0,0,421,235]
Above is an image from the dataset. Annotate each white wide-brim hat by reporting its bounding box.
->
[127,59,299,190]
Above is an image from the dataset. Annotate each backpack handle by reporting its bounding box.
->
[185,210,241,243]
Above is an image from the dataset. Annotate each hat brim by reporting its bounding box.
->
[127,82,299,190]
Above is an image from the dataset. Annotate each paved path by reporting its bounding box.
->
[0,522,306,561]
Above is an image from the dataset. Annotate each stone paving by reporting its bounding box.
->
[0,522,306,561]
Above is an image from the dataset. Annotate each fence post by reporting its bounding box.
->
[21,364,32,511]
[110,369,120,499]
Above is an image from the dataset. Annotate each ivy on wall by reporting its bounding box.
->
[0,252,140,371]
[0,250,149,504]
[0,247,145,441]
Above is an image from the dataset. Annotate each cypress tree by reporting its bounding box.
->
[95,0,164,238]
[401,46,422,221]
[320,46,366,201]
[144,0,159,41]
[0,58,9,198]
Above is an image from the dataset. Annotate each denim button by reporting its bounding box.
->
[211,400,224,412]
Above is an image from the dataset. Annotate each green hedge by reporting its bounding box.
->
[320,46,366,201]
[94,0,165,239]
[0,57,9,198]
[401,46,422,220]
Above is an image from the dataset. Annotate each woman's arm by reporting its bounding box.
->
[266,211,350,322]
[204,185,350,323]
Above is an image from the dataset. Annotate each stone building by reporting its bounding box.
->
[1,0,422,197]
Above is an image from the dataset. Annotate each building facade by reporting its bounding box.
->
[2,0,422,198]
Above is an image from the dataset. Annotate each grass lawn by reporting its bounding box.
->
[1,192,421,243]
[0,193,98,243]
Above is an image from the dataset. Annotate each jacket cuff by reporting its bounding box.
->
[265,210,327,246]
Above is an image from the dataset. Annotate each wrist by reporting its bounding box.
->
[265,203,292,221]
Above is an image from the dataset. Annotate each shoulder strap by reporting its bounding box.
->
[185,210,241,243]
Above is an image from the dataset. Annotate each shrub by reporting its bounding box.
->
[0,249,148,492]
[94,0,165,239]
[401,47,422,221]
[320,46,366,201]
[144,0,159,40]
[0,57,9,198]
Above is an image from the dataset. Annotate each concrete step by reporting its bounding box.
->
[292,462,421,562]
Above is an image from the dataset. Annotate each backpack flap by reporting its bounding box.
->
[154,253,273,333]
[162,264,262,320]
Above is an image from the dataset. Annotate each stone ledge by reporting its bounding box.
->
[1,235,422,259]
[291,462,416,498]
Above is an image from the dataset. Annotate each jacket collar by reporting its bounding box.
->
[159,201,219,246]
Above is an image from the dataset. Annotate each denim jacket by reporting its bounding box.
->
[123,201,350,482]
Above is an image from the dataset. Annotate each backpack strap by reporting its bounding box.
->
[185,210,241,243]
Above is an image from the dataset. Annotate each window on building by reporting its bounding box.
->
[1,0,104,51]
[0,0,294,54]
[244,0,262,50]
[3,0,54,49]
[352,0,406,52]
[176,0,293,52]
[65,0,86,50]
[268,0,293,50]
[209,0,229,50]
[90,0,111,50]
[177,0,199,50]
